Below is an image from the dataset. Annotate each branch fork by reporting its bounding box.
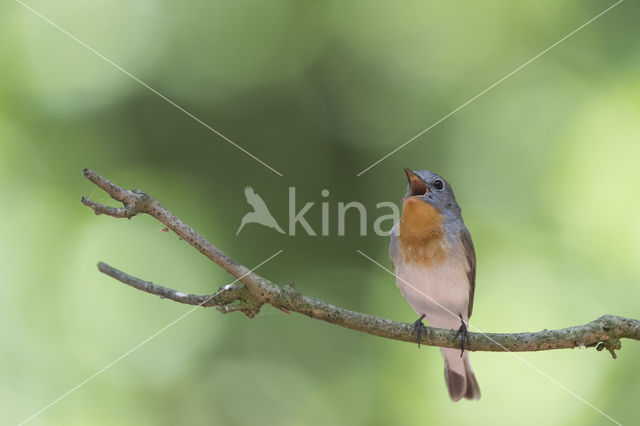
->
[81,169,640,356]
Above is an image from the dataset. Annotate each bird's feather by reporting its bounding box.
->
[460,228,476,318]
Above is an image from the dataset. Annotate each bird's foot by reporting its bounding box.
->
[411,314,427,348]
[453,315,470,357]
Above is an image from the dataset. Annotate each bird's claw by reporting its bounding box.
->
[453,315,470,357]
[411,314,427,348]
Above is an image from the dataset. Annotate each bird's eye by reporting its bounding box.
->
[433,179,444,191]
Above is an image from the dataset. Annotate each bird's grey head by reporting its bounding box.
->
[403,168,461,218]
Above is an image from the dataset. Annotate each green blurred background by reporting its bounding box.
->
[2,0,639,425]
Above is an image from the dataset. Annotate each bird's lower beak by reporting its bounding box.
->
[405,168,429,197]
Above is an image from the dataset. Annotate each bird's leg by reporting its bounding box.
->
[411,314,427,348]
[453,315,471,357]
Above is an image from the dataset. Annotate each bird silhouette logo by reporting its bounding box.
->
[236,186,285,235]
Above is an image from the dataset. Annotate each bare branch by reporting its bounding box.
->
[81,168,279,300]
[82,169,640,356]
[97,262,244,307]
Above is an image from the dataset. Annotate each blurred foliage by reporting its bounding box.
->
[1,0,640,425]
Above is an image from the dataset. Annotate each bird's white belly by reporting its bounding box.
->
[395,261,469,330]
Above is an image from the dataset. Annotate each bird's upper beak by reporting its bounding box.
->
[404,168,428,197]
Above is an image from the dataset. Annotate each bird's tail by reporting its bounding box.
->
[441,348,481,401]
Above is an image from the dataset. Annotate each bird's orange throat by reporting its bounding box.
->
[398,198,447,265]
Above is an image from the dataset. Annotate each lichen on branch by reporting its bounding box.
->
[81,169,640,356]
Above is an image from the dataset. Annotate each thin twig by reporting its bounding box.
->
[82,169,640,356]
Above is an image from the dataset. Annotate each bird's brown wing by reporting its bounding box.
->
[460,228,477,318]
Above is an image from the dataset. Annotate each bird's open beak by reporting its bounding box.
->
[404,168,429,197]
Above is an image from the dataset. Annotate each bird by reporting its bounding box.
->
[236,186,285,235]
[389,168,480,401]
